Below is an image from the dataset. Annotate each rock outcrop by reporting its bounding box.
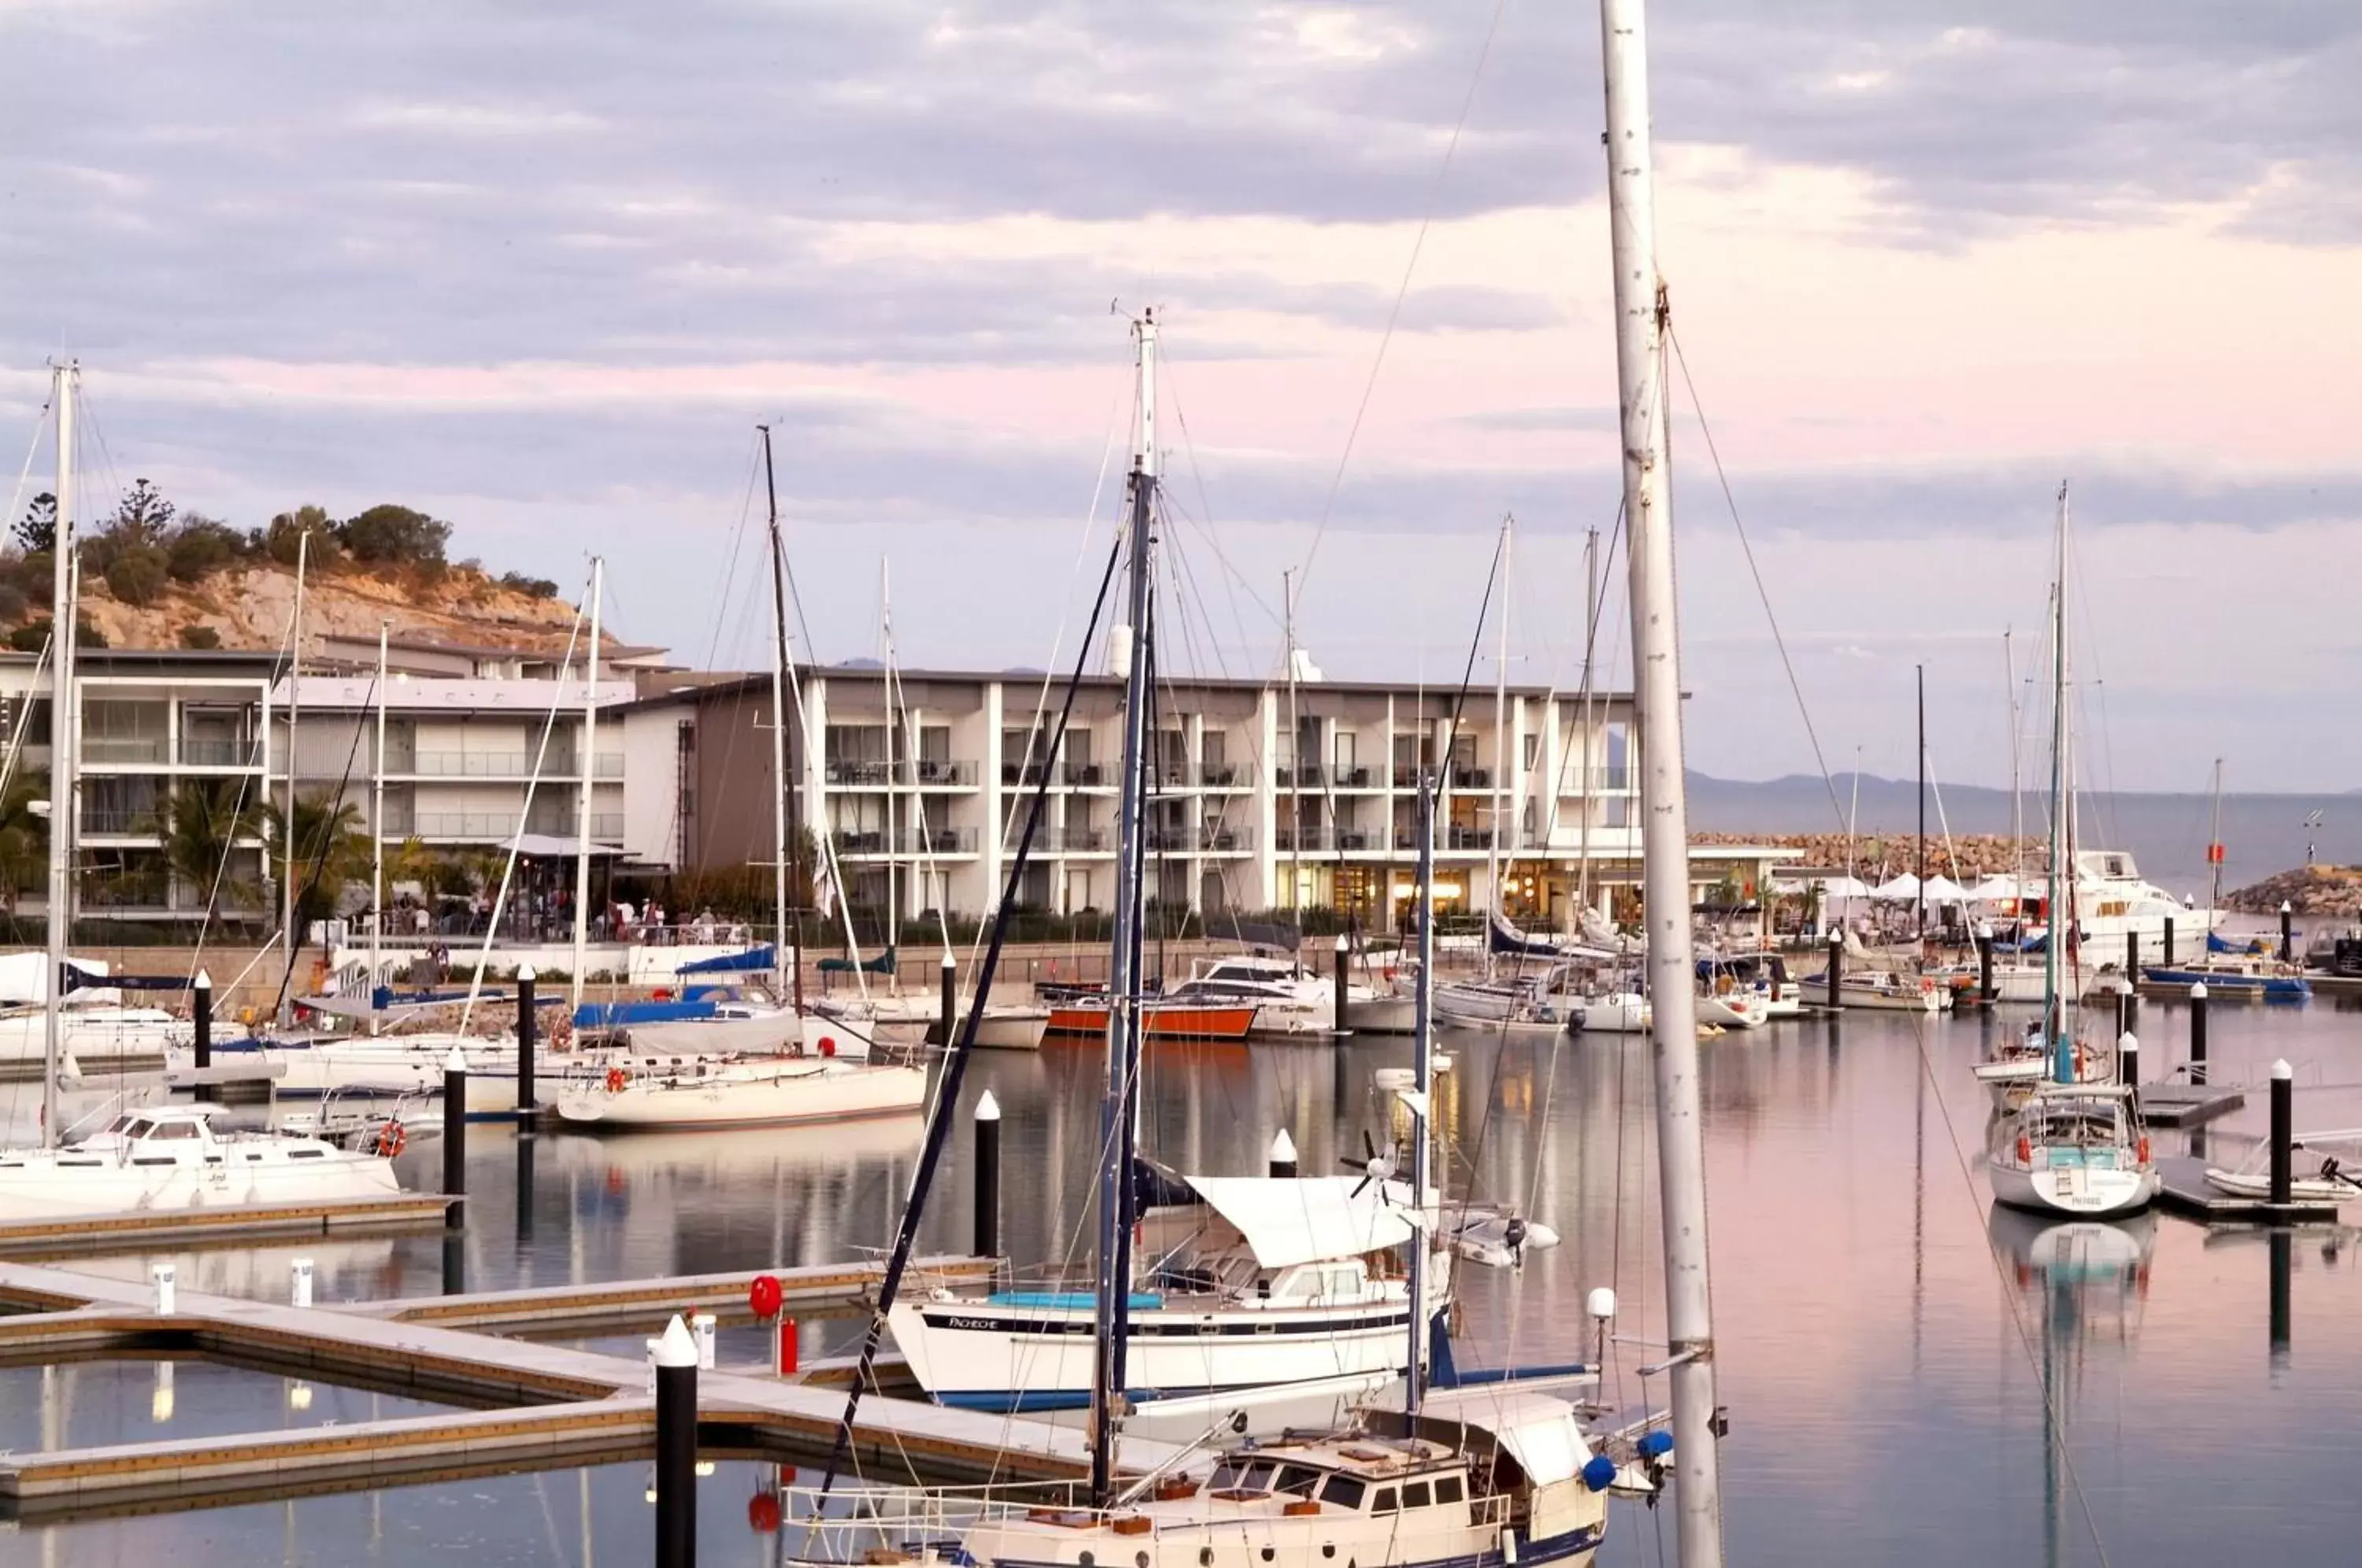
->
[1692,831,2045,881]
[2223,865,2362,918]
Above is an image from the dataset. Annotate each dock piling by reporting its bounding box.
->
[2190,982,2209,1086]
[1268,1128,1298,1179]
[2164,914,2176,967]
[973,1091,1001,1261]
[654,1315,699,1568]
[2270,1059,2294,1207]
[939,949,957,1045]
[515,964,538,1119]
[2280,900,2294,963]
[1826,930,1844,1011]
[290,1257,313,1308]
[2127,930,2139,987]
[2270,1230,2293,1363]
[150,1263,176,1315]
[442,1048,468,1227]
[1333,934,1350,1035]
[1975,923,1994,1003]
[191,971,212,1072]
[2119,1030,2138,1088]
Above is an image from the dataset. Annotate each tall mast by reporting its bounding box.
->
[1283,567,1299,912]
[2005,631,2023,911]
[279,527,309,1026]
[881,557,898,967]
[1600,2,1726,1561]
[41,362,79,1150]
[1091,309,1157,1505]
[2045,484,2069,1081]
[2206,756,2224,933]
[1489,516,1509,945]
[369,620,387,1034]
[570,557,603,1013]
[1916,663,1926,938]
[1576,525,1598,923]
[758,427,801,1011]
[1406,773,1436,1418]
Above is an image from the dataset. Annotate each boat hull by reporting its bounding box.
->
[1989,1157,2159,1217]
[0,1146,399,1219]
[1045,1004,1257,1042]
[1342,995,1417,1034]
[553,1062,927,1130]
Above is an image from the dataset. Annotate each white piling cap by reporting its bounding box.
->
[1586,1287,1617,1321]
[975,1089,1001,1122]
[2272,1058,2293,1082]
[941,949,957,969]
[1270,1128,1298,1163]
[1335,934,1350,952]
[1828,930,1844,945]
[443,1047,468,1074]
[2119,1031,2137,1050]
[1975,923,1993,941]
[516,963,536,982]
[2190,982,2208,1000]
[194,968,213,990]
[2280,900,2293,914]
[654,1314,700,1368]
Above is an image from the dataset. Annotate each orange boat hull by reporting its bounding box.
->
[1045,1004,1258,1041]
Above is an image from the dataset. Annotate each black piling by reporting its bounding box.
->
[2127,930,2140,986]
[442,1048,467,1227]
[1824,930,1845,1010]
[2190,982,2209,1086]
[1269,1129,1298,1179]
[2269,1229,2293,1366]
[2119,1030,2138,1088]
[973,1091,1001,1260]
[2269,1058,2294,1207]
[191,970,212,1071]
[515,965,538,1120]
[1976,925,1995,1004]
[939,950,958,1047]
[515,1129,536,1247]
[1332,934,1350,1036]
[653,1315,699,1568]
[2163,914,2176,967]
[2281,901,2295,963]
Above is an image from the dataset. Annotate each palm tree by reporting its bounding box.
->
[259,792,372,932]
[0,767,46,915]
[154,776,259,915]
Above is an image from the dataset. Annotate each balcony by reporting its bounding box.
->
[1199,826,1252,852]
[406,751,580,779]
[1001,760,1052,787]
[911,759,977,786]
[826,758,892,786]
[1276,764,1324,788]
[831,828,979,856]
[1557,765,1634,793]
[412,812,550,839]
[1199,764,1239,789]
[1061,760,1106,787]
[80,808,157,837]
[1453,767,1494,790]
[83,874,170,911]
[180,738,262,767]
[1059,827,1107,852]
[1446,826,1497,851]
[83,737,168,765]
[590,812,624,840]
[1273,827,1331,853]
[1332,766,1375,789]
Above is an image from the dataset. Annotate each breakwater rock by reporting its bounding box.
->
[1693,832,2045,881]
[2224,864,2362,918]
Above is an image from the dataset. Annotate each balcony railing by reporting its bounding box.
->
[1061,760,1106,786]
[180,738,262,767]
[590,812,624,840]
[831,828,979,856]
[1059,827,1107,852]
[80,809,156,836]
[1001,760,1052,786]
[413,812,565,838]
[83,737,168,764]
[83,875,170,910]
[1276,764,1324,787]
[1199,764,1240,788]
[406,751,580,779]
[826,758,893,786]
[594,752,624,778]
[911,759,977,786]
[1557,766,1634,793]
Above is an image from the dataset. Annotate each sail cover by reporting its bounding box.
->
[1405,1387,1596,1485]
[1180,1174,1419,1269]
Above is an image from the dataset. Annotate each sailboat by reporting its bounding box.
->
[0,363,400,1216]
[2138,759,2309,998]
[1987,486,2159,1219]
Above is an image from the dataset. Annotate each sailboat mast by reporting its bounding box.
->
[280,528,308,1026]
[41,362,78,1151]
[1490,516,1509,940]
[1283,568,1299,912]
[2207,756,2224,928]
[370,621,387,1034]
[1406,774,1435,1419]
[1090,310,1158,1505]
[1600,1,1724,1559]
[570,557,603,1012]
[2045,485,2068,1080]
[1576,526,1598,923]
[758,427,800,1011]
[1916,663,1926,938]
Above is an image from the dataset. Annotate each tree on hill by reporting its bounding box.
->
[337,504,451,566]
[165,514,250,582]
[102,478,177,547]
[13,494,55,554]
[257,505,330,566]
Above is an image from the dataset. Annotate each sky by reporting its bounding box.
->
[2,2,2359,791]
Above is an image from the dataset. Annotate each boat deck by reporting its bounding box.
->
[2153,1156,2343,1223]
[2134,1084,2247,1129]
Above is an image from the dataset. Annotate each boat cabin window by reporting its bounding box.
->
[1318,1475,1367,1510]
[1275,1465,1323,1498]
[1209,1460,1276,1492]
[121,1119,154,1140]
[1372,1487,1398,1514]
[1324,1264,1364,1299]
[1433,1476,1464,1505]
[1272,1268,1319,1300]
[1402,1481,1432,1509]
[148,1121,201,1141]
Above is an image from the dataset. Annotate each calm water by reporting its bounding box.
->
[10,995,2362,1565]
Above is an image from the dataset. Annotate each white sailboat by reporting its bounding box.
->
[0,363,402,1217]
[550,1052,924,1130]
[1987,486,2158,1220]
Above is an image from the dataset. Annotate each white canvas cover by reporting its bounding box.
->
[1870,873,1921,901]
[1920,875,1969,902]
[0,952,109,1006]
[1404,1386,1596,1484]
[1180,1174,1419,1269]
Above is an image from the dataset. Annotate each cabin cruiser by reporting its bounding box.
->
[1989,1083,2157,1217]
[1160,952,1372,1037]
[0,1104,401,1218]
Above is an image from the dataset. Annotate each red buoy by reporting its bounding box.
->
[748,1272,784,1320]
[747,1491,783,1533]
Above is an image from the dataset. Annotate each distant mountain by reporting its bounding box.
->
[1685,771,2362,897]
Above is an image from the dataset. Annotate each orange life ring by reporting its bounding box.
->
[2015,1134,2031,1164]
[374,1121,407,1159]
[605,1066,628,1093]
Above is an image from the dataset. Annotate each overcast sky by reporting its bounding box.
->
[4,2,2358,791]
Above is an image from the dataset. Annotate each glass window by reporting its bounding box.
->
[1402,1481,1432,1510]
[152,1122,200,1140]
[1211,1460,1275,1492]
[1372,1488,1398,1515]
[1435,1476,1464,1505]
[1275,1466,1322,1497]
[1318,1475,1367,1510]
[123,1120,154,1139]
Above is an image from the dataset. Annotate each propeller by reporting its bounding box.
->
[1341,1128,1398,1198]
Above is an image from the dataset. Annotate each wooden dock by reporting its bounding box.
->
[2153,1156,2344,1224]
[2136,1084,2247,1129]
[0,1193,457,1260]
[0,1255,1176,1519]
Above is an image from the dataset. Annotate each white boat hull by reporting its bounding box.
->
[1989,1157,2159,1217]
[1572,994,1650,1034]
[0,1130,399,1219]
[554,1060,926,1130]
[1344,995,1418,1034]
[0,1006,189,1073]
[1697,993,1770,1030]
[1797,974,1947,1011]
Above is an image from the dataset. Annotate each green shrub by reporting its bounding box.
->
[103,545,169,606]
[337,504,450,565]
[165,517,247,582]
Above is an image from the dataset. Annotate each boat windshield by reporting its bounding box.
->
[1209,1459,1277,1493]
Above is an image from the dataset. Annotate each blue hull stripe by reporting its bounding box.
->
[981,1524,1601,1568]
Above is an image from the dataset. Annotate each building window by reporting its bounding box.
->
[1523,733,1539,770]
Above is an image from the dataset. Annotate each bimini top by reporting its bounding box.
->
[1179,1174,1420,1270]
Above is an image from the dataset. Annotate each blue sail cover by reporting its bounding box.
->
[676,945,777,974]
[574,997,722,1029]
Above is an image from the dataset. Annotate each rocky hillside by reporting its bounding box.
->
[1694,831,2045,880]
[2224,865,2362,917]
[74,560,589,657]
